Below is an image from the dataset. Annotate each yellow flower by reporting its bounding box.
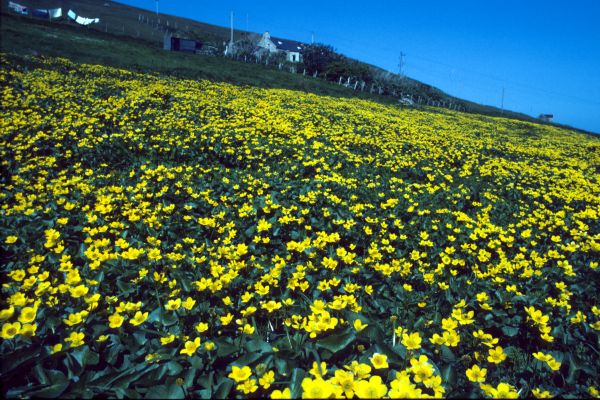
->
[51,343,63,353]
[487,346,507,364]
[353,319,368,332]
[129,311,148,326]
[262,300,282,313]
[18,306,37,324]
[65,332,85,348]
[166,298,181,310]
[220,313,234,325]
[229,366,252,382]
[259,370,275,389]
[1,322,21,339]
[370,353,389,369]
[204,341,215,351]
[532,388,553,398]
[389,372,420,398]
[410,355,434,383]
[161,334,176,345]
[196,322,209,333]
[332,369,356,398]
[0,306,15,321]
[64,313,83,326]
[5,236,18,244]
[237,378,258,394]
[354,375,387,399]
[547,359,561,371]
[402,331,422,350]
[20,323,37,338]
[533,352,551,362]
[488,382,519,398]
[182,297,196,310]
[240,323,255,334]
[309,361,328,378]
[257,218,272,232]
[301,377,334,399]
[97,335,109,342]
[69,285,89,298]
[180,337,201,356]
[109,313,125,328]
[271,388,291,399]
[465,364,487,383]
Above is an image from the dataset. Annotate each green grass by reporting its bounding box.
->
[1,13,398,103]
[0,10,595,135]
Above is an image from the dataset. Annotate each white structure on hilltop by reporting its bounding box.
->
[256,32,304,63]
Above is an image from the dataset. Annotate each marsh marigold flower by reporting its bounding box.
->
[370,353,389,369]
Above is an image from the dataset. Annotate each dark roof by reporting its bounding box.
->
[270,36,305,52]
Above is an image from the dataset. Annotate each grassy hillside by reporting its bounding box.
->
[1,53,599,398]
[1,3,577,130]
[0,12,409,104]
[0,0,236,45]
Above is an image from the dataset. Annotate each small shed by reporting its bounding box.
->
[538,114,553,122]
[164,32,202,53]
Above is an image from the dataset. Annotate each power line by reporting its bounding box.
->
[398,52,405,77]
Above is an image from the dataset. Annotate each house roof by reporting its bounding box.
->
[270,36,305,52]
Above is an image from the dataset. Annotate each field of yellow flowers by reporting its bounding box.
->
[1,54,599,399]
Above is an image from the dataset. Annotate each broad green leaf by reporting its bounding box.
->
[315,330,356,353]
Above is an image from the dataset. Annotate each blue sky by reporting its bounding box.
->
[119,0,600,133]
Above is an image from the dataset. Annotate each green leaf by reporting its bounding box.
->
[164,361,184,376]
[26,381,70,398]
[71,346,100,368]
[213,378,234,398]
[215,339,238,358]
[244,339,272,354]
[501,326,520,337]
[440,345,456,362]
[316,330,356,353]
[232,351,266,367]
[1,345,43,375]
[146,384,184,399]
[442,364,456,386]
[289,368,307,399]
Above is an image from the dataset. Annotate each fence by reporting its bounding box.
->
[6,5,466,112]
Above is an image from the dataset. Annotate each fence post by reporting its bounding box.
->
[338,76,342,85]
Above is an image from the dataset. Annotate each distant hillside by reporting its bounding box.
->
[0,0,593,134]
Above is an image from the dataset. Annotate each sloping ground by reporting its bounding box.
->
[1,55,599,398]
[0,14,404,107]
[1,6,554,128]
[0,0,235,45]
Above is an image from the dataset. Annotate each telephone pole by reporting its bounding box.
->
[398,52,405,77]
[501,87,505,114]
[311,31,315,44]
[155,0,159,16]
[230,11,234,44]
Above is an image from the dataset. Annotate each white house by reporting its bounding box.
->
[256,32,304,63]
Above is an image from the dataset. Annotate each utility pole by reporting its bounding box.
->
[501,87,505,114]
[398,52,405,77]
[230,11,234,44]
[311,31,315,44]
[155,0,159,16]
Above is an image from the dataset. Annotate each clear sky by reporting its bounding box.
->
[119,0,600,133]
